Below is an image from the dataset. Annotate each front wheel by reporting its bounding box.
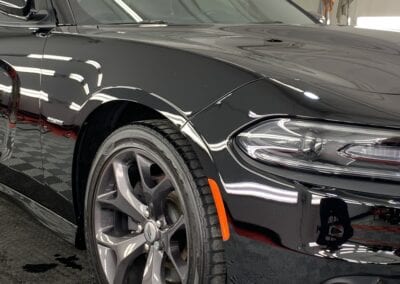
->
[85,120,226,284]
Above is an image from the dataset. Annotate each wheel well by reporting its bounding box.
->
[73,101,164,248]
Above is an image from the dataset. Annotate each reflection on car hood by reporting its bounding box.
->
[96,24,400,96]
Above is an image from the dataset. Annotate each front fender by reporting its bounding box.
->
[75,86,189,128]
[74,86,222,182]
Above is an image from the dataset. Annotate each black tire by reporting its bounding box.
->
[85,120,226,284]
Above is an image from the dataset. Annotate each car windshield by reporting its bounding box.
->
[70,0,315,25]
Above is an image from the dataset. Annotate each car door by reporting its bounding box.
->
[39,3,99,204]
[0,0,75,221]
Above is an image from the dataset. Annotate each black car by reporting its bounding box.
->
[1,0,400,283]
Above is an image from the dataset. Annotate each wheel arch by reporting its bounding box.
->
[71,87,218,248]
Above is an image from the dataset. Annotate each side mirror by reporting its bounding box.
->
[0,0,34,19]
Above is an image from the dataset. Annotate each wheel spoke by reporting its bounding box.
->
[136,153,174,218]
[96,231,147,284]
[150,178,174,218]
[97,231,147,261]
[167,215,185,239]
[97,190,117,202]
[98,161,148,222]
[162,215,188,282]
[136,153,156,190]
[166,245,188,283]
[142,247,164,284]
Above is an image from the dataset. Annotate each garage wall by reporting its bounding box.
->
[349,0,400,31]
[350,0,400,17]
[295,0,320,12]
[296,0,400,16]
[295,0,400,29]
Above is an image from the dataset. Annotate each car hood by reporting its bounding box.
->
[96,23,400,97]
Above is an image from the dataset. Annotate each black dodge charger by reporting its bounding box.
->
[1,0,400,283]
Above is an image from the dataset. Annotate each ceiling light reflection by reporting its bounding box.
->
[83,84,90,95]
[21,88,49,101]
[0,84,12,93]
[270,78,320,101]
[304,91,320,100]
[86,60,103,87]
[224,181,298,204]
[28,54,73,61]
[69,102,82,111]
[0,83,48,101]
[85,60,101,69]
[159,111,187,127]
[89,93,117,103]
[113,0,143,22]
[15,66,55,76]
[270,78,304,93]
[208,140,228,152]
[27,54,103,87]
[47,116,64,126]
[69,73,84,83]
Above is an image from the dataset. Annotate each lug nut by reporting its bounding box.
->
[144,244,150,252]
[154,241,161,250]
[156,220,162,228]
[136,224,143,233]
[144,209,150,218]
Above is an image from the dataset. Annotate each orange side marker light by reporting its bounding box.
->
[208,178,230,241]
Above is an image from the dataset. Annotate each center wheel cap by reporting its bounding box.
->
[144,221,160,243]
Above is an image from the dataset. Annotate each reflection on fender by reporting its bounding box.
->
[0,59,19,161]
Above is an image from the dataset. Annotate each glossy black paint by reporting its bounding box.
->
[0,0,400,281]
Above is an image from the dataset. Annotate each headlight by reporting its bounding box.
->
[236,118,400,181]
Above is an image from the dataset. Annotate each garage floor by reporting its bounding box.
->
[1,194,400,284]
[0,195,95,283]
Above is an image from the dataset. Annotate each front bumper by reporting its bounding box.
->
[220,143,400,268]
[187,79,400,282]
[191,137,400,282]
[226,229,400,284]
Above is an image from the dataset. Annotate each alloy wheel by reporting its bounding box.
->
[93,148,189,284]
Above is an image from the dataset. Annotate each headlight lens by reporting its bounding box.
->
[236,118,400,180]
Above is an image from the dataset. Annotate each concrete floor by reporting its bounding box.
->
[1,194,400,283]
[0,195,95,283]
